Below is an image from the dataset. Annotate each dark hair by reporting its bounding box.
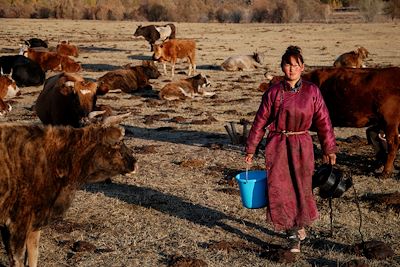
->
[281,45,304,68]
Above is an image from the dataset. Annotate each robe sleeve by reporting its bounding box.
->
[246,91,272,154]
[312,85,337,155]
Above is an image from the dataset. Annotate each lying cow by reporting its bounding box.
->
[221,52,264,71]
[264,67,400,178]
[152,39,196,77]
[35,72,98,127]
[133,23,176,51]
[56,40,79,57]
[60,55,82,72]
[22,47,62,71]
[0,55,45,87]
[97,60,161,95]
[159,74,213,101]
[333,46,369,68]
[0,73,20,114]
[0,122,137,267]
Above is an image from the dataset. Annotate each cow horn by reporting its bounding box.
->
[102,112,132,126]
[88,110,107,119]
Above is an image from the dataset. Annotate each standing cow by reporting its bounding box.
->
[0,122,138,267]
[35,72,98,127]
[97,61,161,95]
[133,23,176,51]
[152,39,196,77]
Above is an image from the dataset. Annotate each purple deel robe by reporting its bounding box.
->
[246,79,337,231]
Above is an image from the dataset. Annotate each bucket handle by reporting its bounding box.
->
[245,165,249,183]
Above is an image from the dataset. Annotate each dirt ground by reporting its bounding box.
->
[0,18,400,267]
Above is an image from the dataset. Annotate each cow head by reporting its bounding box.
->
[152,44,163,61]
[133,25,143,37]
[59,74,97,117]
[253,52,264,65]
[142,60,161,79]
[84,124,138,183]
[0,71,21,99]
[355,46,369,59]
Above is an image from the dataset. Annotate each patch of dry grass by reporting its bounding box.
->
[0,19,399,266]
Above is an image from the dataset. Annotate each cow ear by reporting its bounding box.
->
[102,126,125,145]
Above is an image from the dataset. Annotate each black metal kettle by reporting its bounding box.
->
[313,164,353,199]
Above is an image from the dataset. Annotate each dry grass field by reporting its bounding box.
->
[0,18,400,267]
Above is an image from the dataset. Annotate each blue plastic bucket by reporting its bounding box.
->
[235,170,267,209]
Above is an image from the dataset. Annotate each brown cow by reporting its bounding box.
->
[22,47,81,72]
[264,67,400,178]
[333,46,369,68]
[56,40,79,57]
[0,73,20,114]
[152,39,196,77]
[22,48,62,71]
[97,61,160,95]
[35,72,98,127]
[0,122,137,267]
[159,74,213,100]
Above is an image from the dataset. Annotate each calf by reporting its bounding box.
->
[22,47,62,72]
[35,72,98,127]
[133,23,176,51]
[152,39,196,77]
[221,52,264,71]
[56,40,79,57]
[0,55,45,87]
[159,74,213,101]
[0,73,20,114]
[97,61,160,95]
[333,46,369,68]
[0,122,137,267]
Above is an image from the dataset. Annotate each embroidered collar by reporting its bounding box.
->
[283,79,302,92]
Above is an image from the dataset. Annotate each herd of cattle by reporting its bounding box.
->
[0,22,399,266]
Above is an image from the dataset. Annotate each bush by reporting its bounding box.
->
[383,0,400,20]
[359,0,382,22]
[251,7,270,22]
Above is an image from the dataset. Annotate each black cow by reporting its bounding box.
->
[24,37,48,48]
[0,55,45,87]
[133,23,176,51]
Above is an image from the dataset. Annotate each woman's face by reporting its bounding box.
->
[282,56,304,83]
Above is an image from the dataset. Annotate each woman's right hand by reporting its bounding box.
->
[245,153,254,165]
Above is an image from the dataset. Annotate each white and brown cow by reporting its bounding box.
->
[221,52,264,71]
[152,39,196,77]
[0,72,20,115]
[133,23,176,51]
[159,74,213,101]
[0,122,138,267]
[333,46,369,68]
[35,72,98,127]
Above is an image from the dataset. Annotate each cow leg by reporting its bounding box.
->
[171,60,176,77]
[162,62,167,76]
[0,98,10,115]
[26,230,41,267]
[6,228,28,267]
[382,125,399,178]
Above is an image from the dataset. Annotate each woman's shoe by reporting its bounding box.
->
[287,231,301,253]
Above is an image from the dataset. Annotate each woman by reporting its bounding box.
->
[245,46,337,252]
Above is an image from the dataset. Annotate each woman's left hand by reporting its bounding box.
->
[323,153,336,165]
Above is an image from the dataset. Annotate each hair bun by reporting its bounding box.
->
[286,45,302,54]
